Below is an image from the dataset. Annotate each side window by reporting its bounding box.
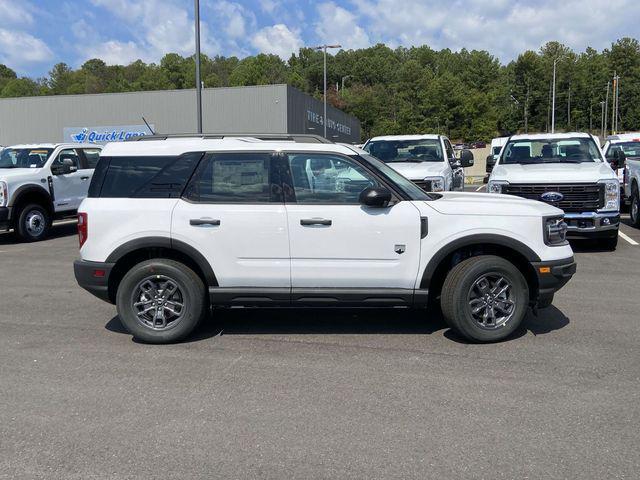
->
[53,149,80,169]
[185,152,274,203]
[443,139,455,160]
[82,148,102,168]
[287,153,379,204]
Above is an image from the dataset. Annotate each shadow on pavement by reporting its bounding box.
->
[0,222,77,245]
[106,304,570,344]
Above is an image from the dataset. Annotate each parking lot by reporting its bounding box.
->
[1,209,639,479]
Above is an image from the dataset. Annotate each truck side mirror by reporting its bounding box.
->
[51,158,76,175]
[459,149,474,168]
[612,150,626,169]
[486,155,497,173]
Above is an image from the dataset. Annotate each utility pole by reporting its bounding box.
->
[524,84,529,133]
[611,72,618,135]
[613,73,620,133]
[604,80,610,138]
[313,44,341,138]
[194,0,203,133]
[600,101,605,139]
[567,85,571,130]
[551,58,558,133]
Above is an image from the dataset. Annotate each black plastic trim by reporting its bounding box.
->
[74,259,115,303]
[532,256,576,298]
[105,236,218,286]
[419,234,541,289]
[209,287,291,306]
[9,184,53,210]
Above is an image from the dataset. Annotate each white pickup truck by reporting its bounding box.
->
[0,143,102,241]
[363,134,473,192]
[603,134,640,226]
[488,133,620,250]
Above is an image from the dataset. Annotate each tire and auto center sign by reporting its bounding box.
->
[63,124,154,144]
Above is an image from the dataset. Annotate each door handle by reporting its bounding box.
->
[190,218,221,227]
[300,218,332,226]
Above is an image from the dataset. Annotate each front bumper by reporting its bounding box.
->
[531,256,577,306]
[0,206,10,231]
[74,259,115,303]
[563,212,619,238]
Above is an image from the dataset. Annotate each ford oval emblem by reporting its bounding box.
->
[540,191,564,202]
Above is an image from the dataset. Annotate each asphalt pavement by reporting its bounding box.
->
[0,215,639,479]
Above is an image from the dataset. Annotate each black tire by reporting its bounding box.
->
[440,255,529,343]
[116,259,207,344]
[630,190,640,228]
[599,234,618,251]
[15,203,51,242]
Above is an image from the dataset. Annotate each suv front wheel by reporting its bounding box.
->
[116,259,207,343]
[440,255,529,343]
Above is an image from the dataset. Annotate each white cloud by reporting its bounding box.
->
[315,2,370,50]
[83,40,145,66]
[0,28,53,68]
[210,1,256,40]
[251,24,302,59]
[0,0,34,25]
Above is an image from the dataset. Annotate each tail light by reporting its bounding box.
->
[78,212,88,248]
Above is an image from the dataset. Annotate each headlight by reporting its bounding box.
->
[598,179,619,212]
[544,216,568,246]
[0,181,7,207]
[488,180,508,194]
[425,176,445,192]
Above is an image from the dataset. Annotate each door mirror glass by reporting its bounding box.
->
[459,149,474,168]
[612,149,626,169]
[486,154,497,173]
[51,158,76,175]
[359,187,392,208]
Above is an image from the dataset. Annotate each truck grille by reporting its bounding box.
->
[503,183,604,212]
[413,180,432,192]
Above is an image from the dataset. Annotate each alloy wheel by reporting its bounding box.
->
[132,275,186,331]
[467,273,516,330]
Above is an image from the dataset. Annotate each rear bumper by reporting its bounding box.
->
[0,206,10,231]
[564,212,619,238]
[74,259,115,303]
[531,256,576,305]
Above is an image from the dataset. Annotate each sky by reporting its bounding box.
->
[1,0,639,78]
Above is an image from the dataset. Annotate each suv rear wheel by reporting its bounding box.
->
[15,203,51,242]
[116,259,207,343]
[440,255,529,343]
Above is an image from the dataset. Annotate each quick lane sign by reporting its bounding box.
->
[63,124,154,144]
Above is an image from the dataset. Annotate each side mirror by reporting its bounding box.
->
[459,149,474,168]
[359,187,392,208]
[612,150,626,169]
[51,158,76,175]
[486,155,497,173]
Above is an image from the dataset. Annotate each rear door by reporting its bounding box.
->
[171,151,291,294]
[77,147,102,196]
[283,151,422,294]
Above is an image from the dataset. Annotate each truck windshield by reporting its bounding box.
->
[356,153,431,200]
[364,139,444,163]
[0,148,53,169]
[501,138,601,165]
[608,142,640,159]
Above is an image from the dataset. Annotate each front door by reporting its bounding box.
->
[50,148,85,211]
[283,152,422,291]
[445,138,464,190]
[171,151,290,290]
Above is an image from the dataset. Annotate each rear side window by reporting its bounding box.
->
[92,153,203,198]
[83,148,102,168]
[184,152,274,203]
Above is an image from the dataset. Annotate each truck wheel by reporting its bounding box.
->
[630,192,640,228]
[15,204,51,242]
[440,255,529,343]
[116,259,207,344]
[599,234,618,251]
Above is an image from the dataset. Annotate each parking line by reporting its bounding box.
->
[475,184,485,192]
[619,230,639,246]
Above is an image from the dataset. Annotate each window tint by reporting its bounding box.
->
[287,153,379,204]
[53,149,80,168]
[83,148,102,168]
[97,153,203,198]
[185,153,273,203]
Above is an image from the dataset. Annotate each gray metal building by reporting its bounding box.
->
[0,84,361,145]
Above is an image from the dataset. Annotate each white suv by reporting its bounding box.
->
[363,135,473,192]
[0,143,102,241]
[74,134,575,344]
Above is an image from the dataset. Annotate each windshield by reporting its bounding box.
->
[0,148,53,169]
[608,142,640,158]
[501,138,601,165]
[357,153,431,201]
[364,139,444,163]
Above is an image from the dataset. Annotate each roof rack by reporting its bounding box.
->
[127,133,333,144]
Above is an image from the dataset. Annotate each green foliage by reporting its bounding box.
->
[2,38,640,141]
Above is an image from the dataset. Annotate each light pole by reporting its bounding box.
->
[551,57,558,133]
[612,73,620,134]
[313,44,341,138]
[604,80,610,137]
[194,0,203,134]
[600,101,605,140]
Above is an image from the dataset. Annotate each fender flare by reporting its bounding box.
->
[105,236,218,286]
[10,184,53,209]
[419,234,541,289]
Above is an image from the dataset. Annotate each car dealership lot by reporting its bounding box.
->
[1,219,639,479]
